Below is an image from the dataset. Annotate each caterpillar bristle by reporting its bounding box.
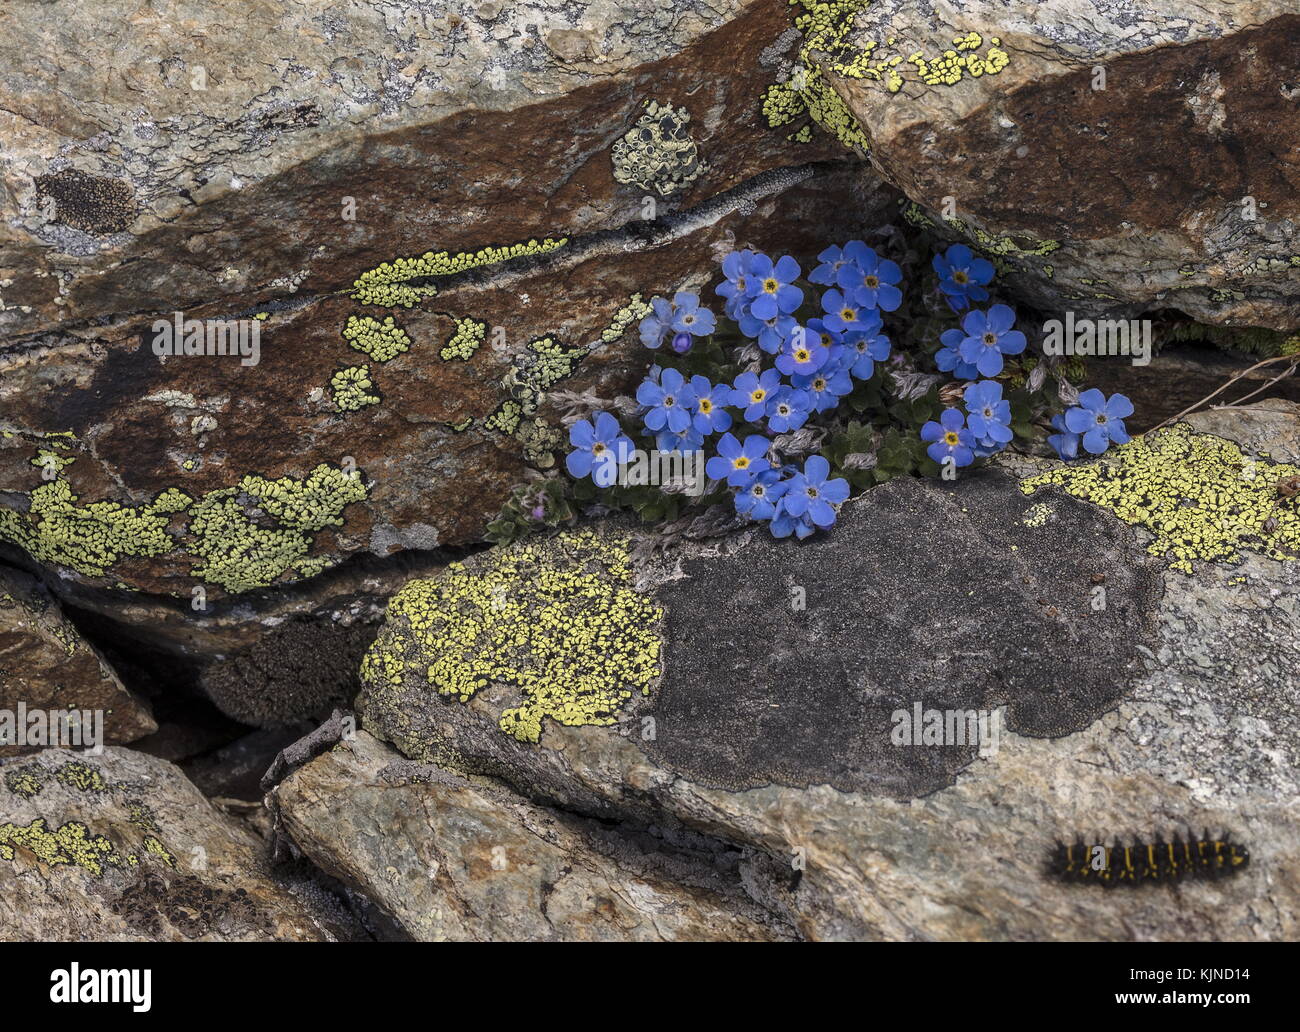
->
[1047,830,1250,887]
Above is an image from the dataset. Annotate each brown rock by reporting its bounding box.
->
[778,0,1300,328]
[0,746,332,940]
[0,566,154,755]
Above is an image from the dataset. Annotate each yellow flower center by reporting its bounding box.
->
[953,270,969,284]
[751,389,766,403]
[794,348,811,363]
[864,275,879,288]
[699,398,712,414]
[734,456,750,470]
[763,278,779,294]
[943,431,960,446]
[841,308,855,321]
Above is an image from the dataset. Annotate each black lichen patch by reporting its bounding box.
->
[636,471,1164,798]
[109,872,270,939]
[200,618,378,728]
[35,168,136,234]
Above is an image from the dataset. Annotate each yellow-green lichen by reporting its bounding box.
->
[1021,424,1300,574]
[140,834,177,869]
[440,317,488,361]
[343,315,411,363]
[350,237,568,308]
[484,399,523,436]
[54,761,108,793]
[0,819,120,876]
[0,452,366,594]
[1021,501,1053,527]
[0,458,192,578]
[486,335,587,442]
[598,294,652,344]
[186,463,368,593]
[330,365,380,411]
[611,100,709,197]
[4,766,45,799]
[360,529,662,743]
[765,2,1010,149]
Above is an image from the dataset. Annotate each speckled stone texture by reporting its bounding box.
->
[0,566,155,755]
[0,746,335,940]
[782,0,1300,329]
[353,404,1300,940]
[272,730,789,941]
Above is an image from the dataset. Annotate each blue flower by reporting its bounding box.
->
[706,432,772,487]
[793,354,853,413]
[1047,413,1081,461]
[716,249,759,318]
[809,243,854,287]
[935,327,981,380]
[781,455,850,528]
[805,317,844,355]
[689,374,733,435]
[843,310,890,379]
[962,380,1013,450]
[764,386,813,433]
[748,254,804,320]
[933,244,994,311]
[920,408,975,467]
[566,411,634,485]
[670,291,716,337]
[820,288,877,335]
[636,367,698,433]
[1063,389,1134,455]
[738,308,797,354]
[775,325,827,377]
[638,296,675,349]
[770,505,816,540]
[956,304,1027,377]
[838,242,903,312]
[734,468,789,521]
[729,369,783,422]
[655,425,705,454]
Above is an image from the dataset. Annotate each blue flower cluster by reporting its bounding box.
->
[566,243,898,537]
[920,380,1013,469]
[1049,389,1133,459]
[923,244,1134,468]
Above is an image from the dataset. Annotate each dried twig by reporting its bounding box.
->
[1149,353,1300,432]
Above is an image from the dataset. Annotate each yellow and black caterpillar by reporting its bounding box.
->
[1050,832,1250,888]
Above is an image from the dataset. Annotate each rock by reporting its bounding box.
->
[272,730,787,941]
[198,618,376,728]
[767,0,1300,329]
[0,0,897,651]
[1084,346,1300,433]
[356,406,1300,939]
[0,565,154,754]
[0,0,842,337]
[0,746,333,940]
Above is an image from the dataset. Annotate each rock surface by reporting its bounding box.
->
[0,566,154,754]
[273,730,787,941]
[354,406,1300,940]
[0,0,896,656]
[769,0,1300,328]
[0,745,333,940]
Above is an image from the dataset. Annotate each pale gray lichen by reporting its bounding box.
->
[611,101,709,197]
